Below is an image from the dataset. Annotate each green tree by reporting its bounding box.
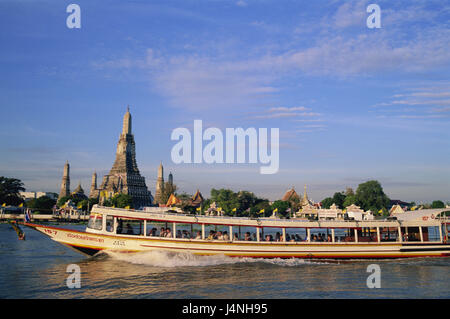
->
[210,188,240,215]
[250,200,271,218]
[26,196,56,212]
[321,197,334,209]
[343,194,357,208]
[57,195,71,207]
[271,200,290,218]
[0,177,25,206]
[332,192,346,209]
[431,200,445,209]
[236,191,258,212]
[355,180,390,212]
[103,193,133,209]
[113,194,133,208]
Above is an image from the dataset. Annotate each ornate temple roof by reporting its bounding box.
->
[390,204,405,214]
[72,182,85,195]
[345,203,364,213]
[282,187,300,202]
[191,189,204,206]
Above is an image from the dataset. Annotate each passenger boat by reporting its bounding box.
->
[21,205,450,259]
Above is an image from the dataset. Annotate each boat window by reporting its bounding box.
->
[174,224,199,239]
[284,228,307,242]
[117,218,143,235]
[87,214,103,231]
[309,228,332,242]
[106,216,114,233]
[426,226,440,241]
[357,227,378,242]
[259,227,283,242]
[399,227,421,242]
[379,227,400,242]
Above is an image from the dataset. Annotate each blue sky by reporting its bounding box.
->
[1,0,449,203]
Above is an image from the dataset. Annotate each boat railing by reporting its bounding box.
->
[94,206,449,226]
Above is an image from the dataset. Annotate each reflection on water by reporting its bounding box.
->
[0,223,449,298]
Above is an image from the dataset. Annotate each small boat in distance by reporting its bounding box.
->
[21,205,450,259]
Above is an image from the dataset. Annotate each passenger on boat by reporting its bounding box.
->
[223,231,230,241]
[117,220,123,234]
[166,227,172,238]
[295,234,302,241]
[182,230,189,239]
[244,232,252,241]
[265,234,272,242]
[177,230,182,238]
[327,235,332,242]
[159,227,165,237]
[195,231,202,239]
[208,230,215,240]
[286,234,291,241]
[106,222,113,232]
[233,233,239,241]
[275,232,281,242]
[216,231,224,240]
[126,223,134,235]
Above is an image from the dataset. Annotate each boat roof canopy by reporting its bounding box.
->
[90,205,445,229]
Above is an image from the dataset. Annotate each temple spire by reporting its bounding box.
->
[301,184,310,206]
[95,109,153,208]
[122,106,132,135]
[58,161,70,201]
[155,162,165,205]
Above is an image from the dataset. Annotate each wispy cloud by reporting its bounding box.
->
[372,82,450,120]
[236,0,247,7]
[92,2,450,114]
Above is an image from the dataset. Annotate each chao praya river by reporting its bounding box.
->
[0,223,448,299]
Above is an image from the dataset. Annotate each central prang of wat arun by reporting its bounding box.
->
[89,107,153,208]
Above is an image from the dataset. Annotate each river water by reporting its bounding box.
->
[0,223,448,299]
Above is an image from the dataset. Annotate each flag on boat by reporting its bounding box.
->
[273,208,278,213]
[125,206,131,210]
[232,208,237,212]
[259,209,265,214]
[77,203,83,209]
[24,209,31,223]
[196,207,201,211]
[18,203,23,208]
[2,203,6,207]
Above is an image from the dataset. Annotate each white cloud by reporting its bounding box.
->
[91,2,450,113]
[236,0,247,7]
[268,106,308,112]
[332,0,368,28]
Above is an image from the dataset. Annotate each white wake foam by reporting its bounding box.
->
[102,250,323,268]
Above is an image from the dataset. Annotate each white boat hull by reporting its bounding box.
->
[24,223,450,259]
